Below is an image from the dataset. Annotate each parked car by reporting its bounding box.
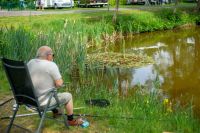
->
[78,0,108,7]
[127,0,146,4]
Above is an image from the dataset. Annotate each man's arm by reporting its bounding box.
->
[50,62,63,88]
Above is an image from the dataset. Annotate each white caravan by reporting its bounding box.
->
[36,0,74,8]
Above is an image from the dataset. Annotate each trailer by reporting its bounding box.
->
[78,0,108,7]
[36,0,74,8]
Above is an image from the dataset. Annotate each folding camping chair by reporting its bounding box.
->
[1,57,68,133]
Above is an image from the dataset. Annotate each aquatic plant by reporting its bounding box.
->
[87,52,154,68]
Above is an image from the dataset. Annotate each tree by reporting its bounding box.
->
[197,0,200,12]
[112,0,120,23]
[173,0,179,13]
[175,0,179,5]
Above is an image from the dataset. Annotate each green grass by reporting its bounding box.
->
[1,6,199,70]
[1,76,199,132]
[0,4,199,33]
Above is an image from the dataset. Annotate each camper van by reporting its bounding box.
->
[36,0,74,8]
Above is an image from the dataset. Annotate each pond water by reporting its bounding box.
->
[89,26,200,118]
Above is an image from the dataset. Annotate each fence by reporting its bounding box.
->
[0,1,36,10]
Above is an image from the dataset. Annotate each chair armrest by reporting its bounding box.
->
[36,88,56,98]
[36,82,69,98]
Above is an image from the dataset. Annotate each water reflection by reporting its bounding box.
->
[187,37,195,44]
[91,26,200,117]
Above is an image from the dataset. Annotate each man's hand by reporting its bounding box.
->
[55,79,63,88]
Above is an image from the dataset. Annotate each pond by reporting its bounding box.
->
[87,26,200,118]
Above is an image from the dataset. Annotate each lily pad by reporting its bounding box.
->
[87,52,154,68]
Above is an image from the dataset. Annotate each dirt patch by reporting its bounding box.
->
[175,23,196,30]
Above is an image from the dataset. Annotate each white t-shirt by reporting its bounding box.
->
[27,59,62,106]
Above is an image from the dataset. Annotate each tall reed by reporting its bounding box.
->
[0,26,38,61]
[0,21,87,77]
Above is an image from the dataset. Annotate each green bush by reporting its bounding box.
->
[109,0,127,6]
[112,9,197,33]
[115,12,165,33]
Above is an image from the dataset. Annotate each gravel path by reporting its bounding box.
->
[0,5,175,17]
[0,8,112,17]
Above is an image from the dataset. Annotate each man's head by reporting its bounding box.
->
[36,46,54,61]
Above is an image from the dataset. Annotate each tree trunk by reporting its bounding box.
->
[173,0,179,13]
[112,0,120,23]
[197,0,200,12]
[175,0,179,5]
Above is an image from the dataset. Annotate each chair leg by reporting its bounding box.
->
[6,104,19,133]
[60,107,69,128]
[36,93,54,133]
[53,91,69,128]
[36,110,47,133]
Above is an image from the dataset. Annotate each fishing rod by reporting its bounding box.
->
[73,114,167,121]
[0,107,86,120]
[0,112,40,120]
[0,98,167,121]
[1,113,166,121]
[1,111,168,121]
[74,113,139,120]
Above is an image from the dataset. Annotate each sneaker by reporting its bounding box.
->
[25,105,36,112]
[68,117,84,126]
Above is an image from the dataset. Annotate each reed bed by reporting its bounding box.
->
[0,21,88,76]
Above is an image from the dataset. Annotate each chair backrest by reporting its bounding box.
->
[1,58,40,107]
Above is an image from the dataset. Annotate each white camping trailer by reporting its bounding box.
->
[36,0,74,8]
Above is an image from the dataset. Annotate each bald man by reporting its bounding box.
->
[27,46,83,126]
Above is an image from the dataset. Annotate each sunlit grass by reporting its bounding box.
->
[0,5,198,33]
[1,76,199,132]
